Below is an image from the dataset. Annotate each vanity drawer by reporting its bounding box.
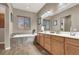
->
[65,38,79,55]
[65,38,79,46]
[52,35,64,42]
[44,34,50,38]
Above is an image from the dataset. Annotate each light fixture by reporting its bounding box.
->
[26,4,30,9]
[41,10,54,19]
[26,6,30,9]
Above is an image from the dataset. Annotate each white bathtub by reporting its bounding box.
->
[12,33,37,44]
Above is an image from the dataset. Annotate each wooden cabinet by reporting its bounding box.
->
[36,34,40,44]
[0,14,4,28]
[36,33,79,55]
[36,33,44,47]
[51,35,65,55]
[65,38,79,55]
[44,34,51,52]
[39,34,44,47]
[0,44,4,49]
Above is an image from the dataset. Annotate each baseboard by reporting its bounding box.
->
[5,47,11,50]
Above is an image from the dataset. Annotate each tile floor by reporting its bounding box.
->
[0,37,48,55]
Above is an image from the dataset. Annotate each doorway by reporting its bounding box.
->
[64,15,71,31]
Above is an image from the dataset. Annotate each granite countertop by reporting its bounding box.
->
[39,32,79,39]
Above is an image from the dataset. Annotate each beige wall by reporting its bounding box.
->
[5,4,10,49]
[0,3,10,49]
[13,8,37,34]
[8,3,13,36]
[1,3,13,49]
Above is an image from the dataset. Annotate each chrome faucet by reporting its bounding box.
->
[70,28,77,36]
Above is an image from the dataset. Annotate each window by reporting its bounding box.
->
[17,16,31,30]
[43,19,50,31]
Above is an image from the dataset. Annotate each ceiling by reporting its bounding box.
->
[12,3,45,13]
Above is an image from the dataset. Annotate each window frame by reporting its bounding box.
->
[17,15,31,30]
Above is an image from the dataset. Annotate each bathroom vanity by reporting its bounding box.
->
[36,32,79,55]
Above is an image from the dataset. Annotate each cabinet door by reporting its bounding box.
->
[65,38,79,55]
[0,44,4,49]
[39,34,44,47]
[51,36,65,55]
[65,43,79,55]
[44,35,51,52]
[36,34,40,44]
[0,14,4,28]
